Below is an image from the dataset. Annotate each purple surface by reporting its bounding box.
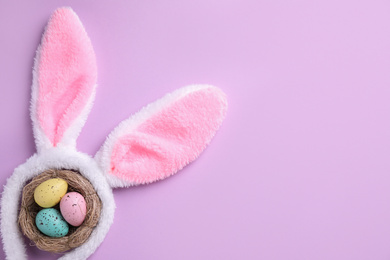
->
[1,1,390,259]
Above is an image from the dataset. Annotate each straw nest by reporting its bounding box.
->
[18,169,102,253]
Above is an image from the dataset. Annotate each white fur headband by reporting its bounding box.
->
[0,7,227,260]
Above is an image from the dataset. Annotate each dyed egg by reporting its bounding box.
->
[34,178,68,208]
[60,192,87,226]
[35,208,69,237]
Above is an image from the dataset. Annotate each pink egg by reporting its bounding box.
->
[60,192,87,227]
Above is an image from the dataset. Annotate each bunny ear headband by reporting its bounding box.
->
[0,7,227,260]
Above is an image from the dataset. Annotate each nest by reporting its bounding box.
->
[18,169,102,253]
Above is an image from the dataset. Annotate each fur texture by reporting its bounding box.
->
[95,85,228,187]
[31,7,97,150]
[1,6,228,260]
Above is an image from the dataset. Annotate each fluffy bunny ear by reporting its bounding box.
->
[95,85,227,188]
[31,7,97,152]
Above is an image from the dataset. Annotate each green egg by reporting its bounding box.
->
[35,208,69,238]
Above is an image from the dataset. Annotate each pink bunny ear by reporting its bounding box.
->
[95,85,227,188]
[31,7,97,151]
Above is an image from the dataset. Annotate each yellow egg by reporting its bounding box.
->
[34,178,68,208]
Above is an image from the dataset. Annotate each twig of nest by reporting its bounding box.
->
[18,169,101,253]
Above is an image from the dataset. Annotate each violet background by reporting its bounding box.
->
[1,0,390,259]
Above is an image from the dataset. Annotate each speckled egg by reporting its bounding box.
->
[34,178,68,208]
[60,192,87,227]
[35,208,69,237]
